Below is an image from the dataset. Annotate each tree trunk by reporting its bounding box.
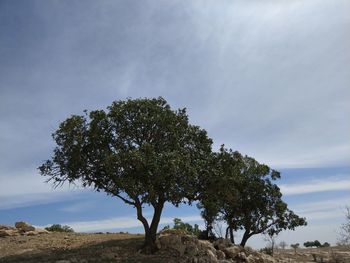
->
[229,226,235,244]
[225,226,229,239]
[240,230,251,247]
[137,201,164,253]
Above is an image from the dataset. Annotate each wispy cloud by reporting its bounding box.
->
[39,215,202,232]
[280,177,350,195]
[59,200,97,213]
[0,171,90,210]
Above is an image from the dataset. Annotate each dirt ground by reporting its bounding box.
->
[0,232,173,263]
[274,246,350,263]
[1,232,350,263]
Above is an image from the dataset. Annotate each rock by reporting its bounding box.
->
[206,249,218,263]
[55,261,71,263]
[198,240,216,254]
[0,229,19,237]
[15,221,35,232]
[0,224,14,230]
[34,228,50,234]
[216,250,226,260]
[185,243,199,256]
[213,238,232,251]
[237,251,247,260]
[0,229,11,237]
[158,232,187,256]
[223,246,241,259]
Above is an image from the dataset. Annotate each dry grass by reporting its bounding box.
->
[0,232,174,263]
[274,246,350,263]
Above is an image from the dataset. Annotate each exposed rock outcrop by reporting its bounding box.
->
[156,231,276,263]
[0,222,49,237]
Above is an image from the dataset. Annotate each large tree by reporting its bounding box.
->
[39,97,212,251]
[198,146,307,247]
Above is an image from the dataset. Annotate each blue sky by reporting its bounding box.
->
[0,0,349,248]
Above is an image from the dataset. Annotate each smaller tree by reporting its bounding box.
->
[45,224,74,233]
[313,240,321,248]
[337,206,350,246]
[321,242,330,247]
[264,232,277,256]
[279,241,288,250]
[304,241,314,247]
[169,218,201,236]
[290,243,299,254]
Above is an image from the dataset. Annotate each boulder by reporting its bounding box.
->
[158,232,187,256]
[0,224,13,230]
[223,246,241,259]
[0,229,19,237]
[216,250,226,260]
[213,238,232,251]
[15,221,35,232]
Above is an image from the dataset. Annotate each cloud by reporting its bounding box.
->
[280,178,350,195]
[38,215,202,232]
[291,197,350,214]
[0,171,87,210]
[59,200,97,213]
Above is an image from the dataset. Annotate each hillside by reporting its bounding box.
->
[1,229,350,263]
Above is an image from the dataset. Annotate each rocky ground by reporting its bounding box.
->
[1,223,349,263]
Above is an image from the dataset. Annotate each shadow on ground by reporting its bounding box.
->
[0,237,173,263]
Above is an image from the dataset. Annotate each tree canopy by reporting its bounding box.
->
[39,96,307,252]
[39,97,212,250]
[197,146,307,246]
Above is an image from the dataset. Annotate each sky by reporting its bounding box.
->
[0,0,349,249]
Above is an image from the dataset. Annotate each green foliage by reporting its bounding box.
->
[39,97,212,249]
[197,145,307,246]
[163,218,201,237]
[304,240,322,247]
[291,243,300,252]
[45,224,74,233]
[322,242,330,247]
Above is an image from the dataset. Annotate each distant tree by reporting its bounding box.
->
[171,218,201,236]
[39,97,212,251]
[304,241,314,247]
[264,232,277,256]
[291,243,299,254]
[198,146,307,247]
[313,240,321,247]
[321,242,330,247]
[45,224,74,233]
[337,206,350,246]
[279,241,288,250]
[304,240,322,248]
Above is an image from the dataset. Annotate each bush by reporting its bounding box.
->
[45,224,74,233]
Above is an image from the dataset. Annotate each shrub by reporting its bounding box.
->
[45,224,74,233]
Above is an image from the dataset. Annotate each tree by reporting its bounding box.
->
[313,240,321,247]
[304,241,314,247]
[198,146,307,247]
[290,243,299,254]
[45,224,74,233]
[264,232,277,256]
[279,241,288,250]
[170,218,201,236]
[337,206,350,246]
[39,97,212,251]
[321,242,330,247]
